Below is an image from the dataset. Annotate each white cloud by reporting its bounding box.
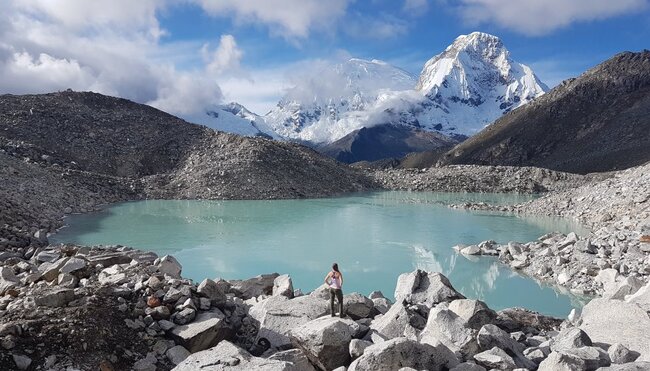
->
[453,0,648,35]
[403,0,429,14]
[193,0,351,39]
[0,1,228,117]
[203,34,244,76]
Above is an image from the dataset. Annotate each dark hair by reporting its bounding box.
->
[332,263,340,273]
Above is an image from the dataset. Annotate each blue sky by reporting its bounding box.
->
[1,0,649,115]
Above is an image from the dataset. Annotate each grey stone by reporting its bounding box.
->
[34,288,75,307]
[85,252,132,267]
[98,265,128,285]
[166,345,191,365]
[477,324,536,369]
[59,257,87,274]
[538,351,586,371]
[597,362,650,370]
[156,255,182,278]
[170,311,232,353]
[249,292,329,349]
[272,274,294,298]
[35,250,60,263]
[172,341,293,370]
[348,337,459,371]
[580,298,650,362]
[473,347,517,370]
[159,319,176,331]
[267,349,316,371]
[349,339,373,359]
[448,299,497,330]
[394,270,464,307]
[420,304,479,359]
[344,293,374,320]
[13,354,32,370]
[289,316,360,371]
[609,343,639,364]
[524,346,549,364]
[562,346,611,370]
[173,308,196,325]
[39,257,69,282]
[0,267,19,294]
[369,291,385,299]
[369,302,426,340]
[551,327,592,352]
[461,245,481,255]
[230,273,279,299]
[197,278,227,306]
[372,297,392,314]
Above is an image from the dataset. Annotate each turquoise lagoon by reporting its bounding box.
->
[52,191,587,317]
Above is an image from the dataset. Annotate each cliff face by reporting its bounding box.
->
[439,51,650,174]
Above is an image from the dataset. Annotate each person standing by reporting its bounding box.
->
[325,263,344,318]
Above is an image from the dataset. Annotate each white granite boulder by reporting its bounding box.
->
[169,311,232,353]
[272,274,294,298]
[348,337,459,371]
[394,270,464,308]
[172,341,294,370]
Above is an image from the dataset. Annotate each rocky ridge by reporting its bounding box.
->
[3,249,650,371]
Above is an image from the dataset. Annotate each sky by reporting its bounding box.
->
[0,0,648,117]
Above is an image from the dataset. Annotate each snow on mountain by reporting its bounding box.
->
[412,32,549,135]
[264,32,548,143]
[264,58,417,143]
[182,102,280,139]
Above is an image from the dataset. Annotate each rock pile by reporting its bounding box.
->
[372,165,598,194]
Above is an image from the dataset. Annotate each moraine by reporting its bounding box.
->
[52,191,587,317]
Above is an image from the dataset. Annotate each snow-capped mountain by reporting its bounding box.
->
[412,32,549,135]
[264,32,548,144]
[183,102,280,139]
[265,58,417,142]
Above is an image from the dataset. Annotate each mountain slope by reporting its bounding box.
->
[0,91,375,199]
[438,51,650,174]
[318,124,462,164]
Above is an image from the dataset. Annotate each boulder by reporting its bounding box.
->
[348,337,459,371]
[172,341,294,370]
[169,311,233,353]
[34,288,75,307]
[550,328,592,352]
[344,293,374,320]
[0,267,19,294]
[85,252,132,267]
[369,302,426,340]
[272,274,294,298]
[249,293,329,349]
[372,297,392,314]
[369,291,385,299]
[59,257,87,274]
[197,279,227,306]
[609,343,638,364]
[156,255,182,278]
[267,349,316,371]
[394,270,464,307]
[289,316,360,371]
[98,265,128,285]
[166,345,191,365]
[579,298,650,361]
[476,324,536,369]
[606,276,644,300]
[562,346,611,370]
[495,307,563,332]
[39,258,70,282]
[35,250,60,263]
[349,339,373,359]
[173,308,196,325]
[460,245,481,255]
[473,347,517,370]
[448,299,497,330]
[12,354,32,370]
[420,303,479,358]
[230,273,279,299]
[538,351,586,371]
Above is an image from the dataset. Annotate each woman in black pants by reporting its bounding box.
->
[324,263,344,317]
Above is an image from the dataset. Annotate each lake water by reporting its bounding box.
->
[52,191,587,317]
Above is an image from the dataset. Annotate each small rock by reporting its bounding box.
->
[166,345,191,365]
